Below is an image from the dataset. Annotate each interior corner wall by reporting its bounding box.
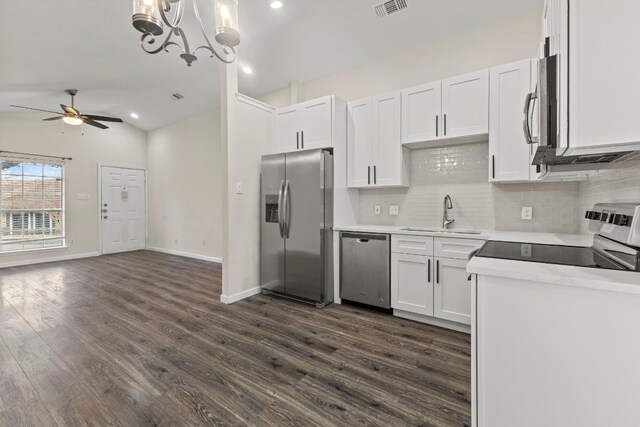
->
[0,113,147,268]
[146,110,223,261]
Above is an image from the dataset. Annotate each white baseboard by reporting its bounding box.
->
[393,309,471,334]
[0,252,100,269]
[221,286,261,304]
[146,246,222,264]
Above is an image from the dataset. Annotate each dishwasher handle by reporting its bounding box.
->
[341,232,389,241]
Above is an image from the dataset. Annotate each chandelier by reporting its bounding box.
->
[132,0,239,66]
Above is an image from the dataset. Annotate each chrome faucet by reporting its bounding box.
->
[443,195,455,229]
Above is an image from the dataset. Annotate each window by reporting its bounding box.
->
[0,158,64,252]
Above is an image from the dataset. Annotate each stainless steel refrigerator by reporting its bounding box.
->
[260,149,333,308]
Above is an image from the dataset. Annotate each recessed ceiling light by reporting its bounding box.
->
[270,1,283,9]
[242,66,253,75]
[130,113,139,119]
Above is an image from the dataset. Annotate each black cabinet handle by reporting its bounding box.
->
[428,259,431,283]
[301,131,304,149]
[436,260,440,284]
[296,132,299,150]
[374,165,377,184]
[492,155,496,179]
[444,114,447,136]
[368,166,371,185]
[436,115,439,137]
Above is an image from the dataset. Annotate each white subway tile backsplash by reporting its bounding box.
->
[578,152,640,233]
[359,143,582,233]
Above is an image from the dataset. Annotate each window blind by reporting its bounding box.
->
[0,157,65,252]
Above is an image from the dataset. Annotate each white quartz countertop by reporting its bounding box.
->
[333,224,593,246]
[467,256,640,293]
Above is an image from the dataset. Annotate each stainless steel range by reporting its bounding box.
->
[475,203,640,272]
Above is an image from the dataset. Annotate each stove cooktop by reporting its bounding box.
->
[475,241,630,271]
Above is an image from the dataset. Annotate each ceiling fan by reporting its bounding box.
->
[10,89,124,129]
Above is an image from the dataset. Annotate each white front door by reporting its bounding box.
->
[100,166,146,254]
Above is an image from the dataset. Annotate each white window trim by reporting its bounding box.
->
[0,158,66,254]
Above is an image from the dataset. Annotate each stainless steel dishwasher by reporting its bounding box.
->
[340,232,390,309]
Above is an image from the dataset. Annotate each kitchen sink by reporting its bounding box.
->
[401,227,483,235]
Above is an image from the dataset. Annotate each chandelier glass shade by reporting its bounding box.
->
[132,0,239,66]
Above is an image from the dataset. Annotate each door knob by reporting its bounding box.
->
[103,216,108,219]
[101,209,108,213]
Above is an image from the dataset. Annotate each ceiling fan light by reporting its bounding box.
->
[214,0,240,47]
[62,116,83,126]
[132,0,164,36]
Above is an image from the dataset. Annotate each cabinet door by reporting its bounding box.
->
[441,70,489,138]
[372,92,402,186]
[567,0,640,154]
[272,106,300,153]
[300,96,333,150]
[489,60,533,182]
[434,258,471,325]
[347,98,373,188]
[401,82,442,143]
[391,253,434,316]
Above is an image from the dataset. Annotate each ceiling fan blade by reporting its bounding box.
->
[43,116,63,121]
[10,105,64,115]
[82,115,123,123]
[82,118,109,129]
[61,104,80,116]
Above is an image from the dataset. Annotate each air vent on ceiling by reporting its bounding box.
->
[374,0,408,18]
[172,93,184,100]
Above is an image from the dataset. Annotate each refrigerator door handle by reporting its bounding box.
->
[283,179,291,238]
[277,179,285,238]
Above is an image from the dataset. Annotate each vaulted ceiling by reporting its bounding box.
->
[0,0,542,131]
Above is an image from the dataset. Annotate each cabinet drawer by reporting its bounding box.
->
[434,238,485,260]
[392,235,434,256]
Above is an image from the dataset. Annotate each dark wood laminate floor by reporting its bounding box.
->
[0,251,471,426]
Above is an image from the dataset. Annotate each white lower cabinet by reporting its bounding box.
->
[391,234,483,329]
[391,252,434,316]
[434,257,472,325]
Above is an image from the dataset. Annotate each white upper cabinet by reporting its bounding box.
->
[565,0,640,154]
[401,82,442,144]
[372,92,404,187]
[401,70,489,148]
[271,95,334,154]
[540,0,640,156]
[489,59,536,183]
[272,106,300,154]
[441,70,489,139]
[299,97,333,150]
[347,92,409,188]
[347,99,373,188]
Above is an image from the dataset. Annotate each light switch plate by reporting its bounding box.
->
[389,205,399,216]
[374,205,381,216]
[235,182,243,194]
[522,206,533,220]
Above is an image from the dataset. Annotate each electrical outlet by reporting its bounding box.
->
[389,205,399,216]
[235,182,243,194]
[521,243,532,257]
[521,206,533,220]
[374,205,381,216]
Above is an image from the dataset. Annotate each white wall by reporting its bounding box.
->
[260,8,542,107]
[0,113,147,267]
[221,61,273,303]
[146,110,223,262]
